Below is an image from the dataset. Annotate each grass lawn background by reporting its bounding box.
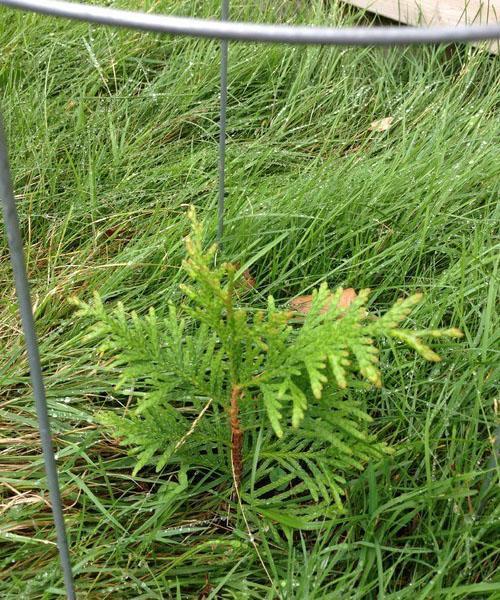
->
[0,1,499,597]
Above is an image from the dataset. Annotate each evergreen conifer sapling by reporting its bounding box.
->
[72,208,462,505]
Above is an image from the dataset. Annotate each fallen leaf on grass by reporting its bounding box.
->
[290,288,357,316]
[242,268,256,289]
[233,262,256,290]
[370,116,394,132]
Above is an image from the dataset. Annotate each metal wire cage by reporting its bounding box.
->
[1,2,499,597]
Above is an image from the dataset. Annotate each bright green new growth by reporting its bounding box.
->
[73,208,461,506]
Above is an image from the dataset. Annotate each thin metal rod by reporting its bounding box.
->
[217,0,229,245]
[0,0,499,46]
[0,116,76,600]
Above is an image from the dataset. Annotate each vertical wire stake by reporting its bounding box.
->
[217,0,229,246]
[0,115,76,600]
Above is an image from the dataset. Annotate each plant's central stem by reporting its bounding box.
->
[230,384,243,490]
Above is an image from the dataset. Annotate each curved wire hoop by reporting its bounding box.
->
[1,0,500,44]
[0,1,498,599]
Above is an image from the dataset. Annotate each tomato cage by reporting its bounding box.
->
[0,1,499,597]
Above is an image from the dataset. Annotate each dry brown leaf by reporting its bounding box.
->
[290,288,357,316]
[242,268,256,289]
[233,262,256,292]
[370,117,394,132]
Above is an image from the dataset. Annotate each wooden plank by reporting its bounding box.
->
[342,0,500,52]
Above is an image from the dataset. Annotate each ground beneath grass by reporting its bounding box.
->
[1,1,499,598]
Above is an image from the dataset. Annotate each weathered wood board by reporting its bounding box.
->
[342,0,500,52]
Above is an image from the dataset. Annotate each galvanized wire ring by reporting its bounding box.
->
[1,0,500,44]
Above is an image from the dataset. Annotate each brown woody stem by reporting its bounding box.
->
[230,384,243,490]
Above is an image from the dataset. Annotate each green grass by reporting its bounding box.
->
[0,0,499,597]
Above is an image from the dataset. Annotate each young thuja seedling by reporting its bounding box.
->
[73,208,462,504]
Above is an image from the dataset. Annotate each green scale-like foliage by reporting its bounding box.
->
[72,208,461,511]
